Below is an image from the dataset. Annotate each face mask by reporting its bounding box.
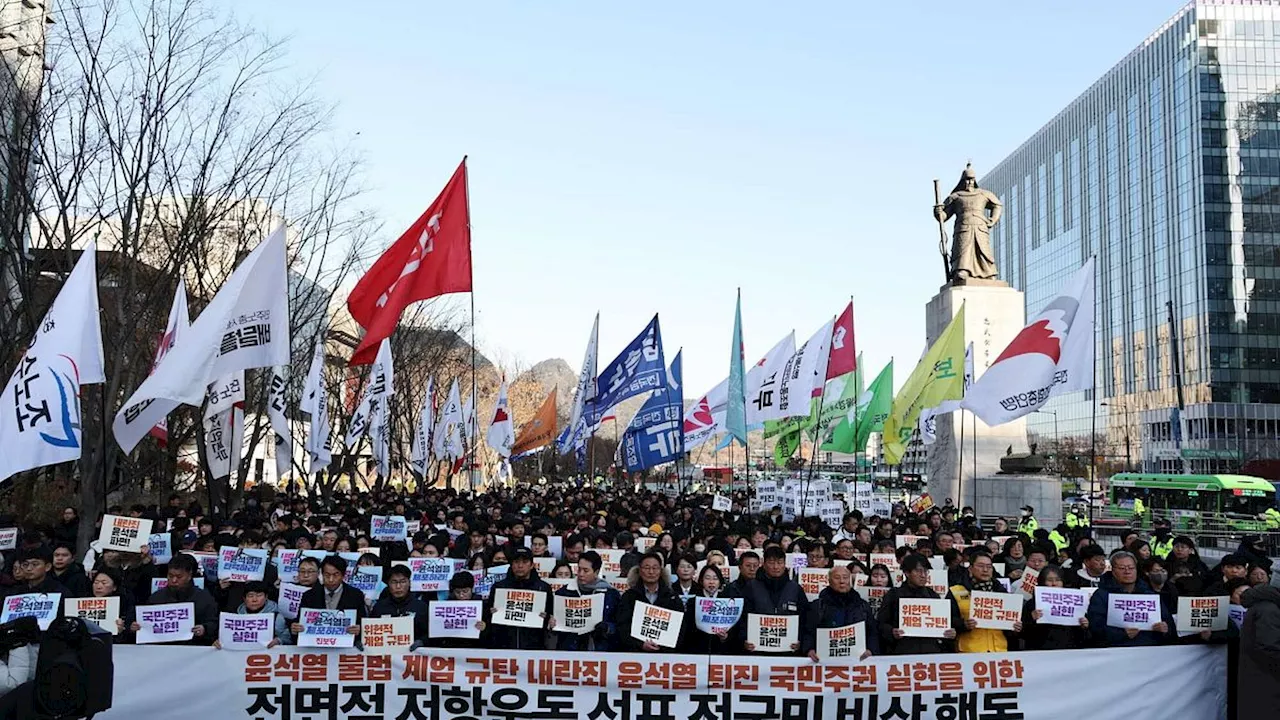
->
[1148,571,1168,585]
[1020,511,1030,518]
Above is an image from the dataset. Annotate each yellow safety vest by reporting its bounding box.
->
[1048,530,1069,553]
[1150,536,1174,559]
[1133,499,1146,515]
[950,585,1008,653]
[1264,508,1280,529]
[1018,516,1039,535]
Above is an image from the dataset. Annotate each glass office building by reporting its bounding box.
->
[983,0,1280,477]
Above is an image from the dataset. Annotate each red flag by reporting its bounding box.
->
[826,302,856,379]
[347,159,472,364]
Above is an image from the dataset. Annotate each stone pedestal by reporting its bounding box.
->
[924,283,1030,508]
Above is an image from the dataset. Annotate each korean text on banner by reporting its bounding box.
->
[1107,594,1161,631]
[408,558,454,592]
[428,601,483,639]
[1176,596,1228,634]
[277,583,306,621]
[65,597,120,635]
[693,597,743,634]
[747,613,799,653]
[796,568,829,602]
[0,528,16,551]
[218,612,274,650]
[370,515,408,541]
[816,622,866,663]
[493,588,546,629]
[136,602,194,644]
[553,594,604,635]
[900,598,952,638]
[970,591,1021,631]
[1033,587,1088,627]
[630,602,683,649]
[1,592,61,630]
[298,609,356,648]
[98,514,148,553]
[217,547,268,583]
[362,616,414,653]
[711,495,731,512]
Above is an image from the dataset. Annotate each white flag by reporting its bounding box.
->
[772,318,834,420]
[410,378,435,476]
[147,278,189,446]
[563,314,598,452]
[0,243,105,484]
[204,373,245,420]
[345,339,394,450]
[434,379,464,462]
[114,227,289,452]
[204,403,243,480]
[266,368,292,479]
[682,379,728,452]
[461,392,475,454]
[918,406,939,446]
[745,332,796,425]
[963,258,1095,426]
[486,380,515,458]
[301,331,332,474]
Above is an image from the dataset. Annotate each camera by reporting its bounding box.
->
[0,617,40,654]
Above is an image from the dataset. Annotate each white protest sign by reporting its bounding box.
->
[785,553,809,571]
[428,600,483,639]
[756,481,778,509]
[277,582,307,621]
[928,569,950,597]
[1176,596,1227,634]
[899,598,952,637]
[98,514,148,553]
[1107,593,1161,630]
[218,612,275,650]
[747,613,799,653]
[0,528,16,550]
[1,592,61,630]
[553,593,603,635]
[969,591,1021,630]
[1018,570,1040,597]
[596,549,625,578]
[298,609,356,647]
[66,596,120,634]
[1034,587,1088,627]
[533,557,558,576]
[273,550,301,583]
[361,616,414,653]
[370,515,408,542]
[217,547,268,583]
[693,597,743,633]
[492,588,546,628]
[545,577,577,594]
[407,558,454,592]
[148,534,173,564]
[796,568,830,601]
[868,553,899,570]
[136,602,195,644]
[819,500,845,529]
[630,602,683,649]
[150,577,206,594]
[712,495,731,512]
[633,536,655,554]
[475,566,508,598]
[349,566,383,604]
[816,622,866,662]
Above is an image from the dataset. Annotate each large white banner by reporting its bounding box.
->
[99,646,1226,720]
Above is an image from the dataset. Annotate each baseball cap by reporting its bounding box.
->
[511,547,534,562]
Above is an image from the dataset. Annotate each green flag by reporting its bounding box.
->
[882,306,966,464]
[821,358,890,454]
[725,290,747,446]
[773,430,801,467]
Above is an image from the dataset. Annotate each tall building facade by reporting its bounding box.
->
[983,0,1280,477]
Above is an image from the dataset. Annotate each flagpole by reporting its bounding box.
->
[463,156,478,493]
[1089,254,1099,526]
[957,409,966,509]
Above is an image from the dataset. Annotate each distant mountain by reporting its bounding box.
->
[507,358,652,441]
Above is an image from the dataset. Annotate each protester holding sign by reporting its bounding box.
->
[424,573,488,648]
[136,553,217,645]
[291,556,363,640]
[369,565,429,648]
[1087,551,1171,647]
[801,565,877,661]
[877,553,959,654]
[484,547,551,650]
[1022,566,1089,650]
[552,551,620,651]
[683,565,742,655]
[2,546,68,614]
[616,552,685,652]
[740,547,807,654]
[950,550,1021,653]
[214,581,289,648]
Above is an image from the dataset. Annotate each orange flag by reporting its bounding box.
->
[512,392,557,456]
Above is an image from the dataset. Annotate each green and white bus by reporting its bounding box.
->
[1107,473,1275,531]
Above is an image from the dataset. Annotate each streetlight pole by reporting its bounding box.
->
[1034,409,1059,472]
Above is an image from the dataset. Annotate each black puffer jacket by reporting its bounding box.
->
[802,586,880,656]
[1238,585,1280,719]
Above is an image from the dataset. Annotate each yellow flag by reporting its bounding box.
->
[882,305,966,465]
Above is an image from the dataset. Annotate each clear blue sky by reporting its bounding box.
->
[232,0,1180,396]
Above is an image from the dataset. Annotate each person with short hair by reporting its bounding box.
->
[50,543,91,598]
[615,552,685,653]
[740,546,808,655]
[215,580,290,648]
[552,550,621,652]
[372,565,430,648]
[877,554,960,655]
[1073,544,1108,588]
[950,551,1021,653]
[1085,551,1171,647]
[135,553,219,645]
[484,547,552,650]
[802,564,879,662]
[290,556,365,640]
[5,545,69,601]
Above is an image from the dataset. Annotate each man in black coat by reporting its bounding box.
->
[290,556,364,641]
[740,546,808,655]
[1238,585,1280,719]
[484,547,552,650]
[876,553,960,655]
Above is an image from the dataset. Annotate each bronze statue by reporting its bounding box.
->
[933,164,1003,285]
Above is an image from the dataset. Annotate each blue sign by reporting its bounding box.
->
[621,351,683,472]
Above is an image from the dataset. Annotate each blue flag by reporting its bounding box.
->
[594,315,666,420]
[621,351,683,472]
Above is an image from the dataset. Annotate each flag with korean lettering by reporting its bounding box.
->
[345,339,394,450]
[266,367,292,478]
[148,278,189,447]
[963,257,1095,426]
[594,314,666,419]
[771,317,833,421]
[410,378,435,475]
[882,306,966,465]
[301,330,332,474]
[620,350,683,472]
[0,243,104,485]
[114,227,289,453]
[745,332,797,425]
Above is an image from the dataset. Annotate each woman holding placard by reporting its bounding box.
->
[682,565,740,655]
[1021,566,1088,650]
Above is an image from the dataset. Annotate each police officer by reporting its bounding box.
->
[1017,506,1039,535]
[1132,495,1147,526]
[1149,518,1174,560]
[1065,504,1091,532]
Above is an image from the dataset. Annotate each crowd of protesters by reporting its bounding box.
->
[1,482,1277,715]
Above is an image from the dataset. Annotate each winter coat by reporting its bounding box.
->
[801,586,881,656]
[615,583,686,652]
[740,573,808,655]
[552,581,621,652]
[52,563,92,599]
[148,583,220,645]
[1085,575,1171,647]
[1021,596,1086,650]
[681,587,743,655]
[877,583,962,655]
[234,599,293,645]
[949,580,1017,653]
[1238,585,1280,719]
[371,593,430,647]
[483,571,551,650]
